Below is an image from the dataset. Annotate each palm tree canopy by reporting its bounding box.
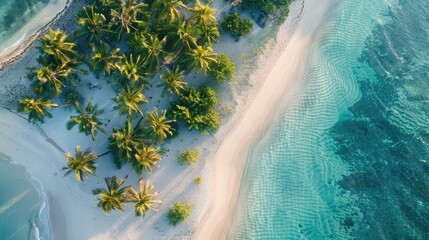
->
[153,0,187,23]
[93,176,131,214]
[146,108,175,144]
[157,67,187,96]
[138,34,167,73]
[114,83,148,119]
[67,101,106,141]
[185,45,217,73]
[90,43,123,77]
[109,120,145,167]
[189,0,217,28]
[116,54,147,85]
[39,29,77,64]
[109,0,147,41]
[127,179,162,217]
[75,5,109,44]
[17,97,58,124]
[63,145,99,181]
[133,145,161,174]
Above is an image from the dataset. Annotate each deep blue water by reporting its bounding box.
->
[230,0,429,239]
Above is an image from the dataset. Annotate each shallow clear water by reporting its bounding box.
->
[0,0,50,46]
[230,0,429,239]
[0,156,42,240]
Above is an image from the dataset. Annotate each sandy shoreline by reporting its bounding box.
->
[0,0,336,239]
[0,0,74,69]
[195,0,337,239]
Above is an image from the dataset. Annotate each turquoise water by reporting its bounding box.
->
[0,156,44,240]
[0,0,50,46]
[230,0,429,239]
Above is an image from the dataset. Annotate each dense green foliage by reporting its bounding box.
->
[221,13,253,38]
[177,148,199,165]
[171,87,220,131]
[208,53,235,82]
[167,202,192,225]
[241,0,291,24]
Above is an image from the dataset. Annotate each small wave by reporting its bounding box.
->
[0,32,27,54]
[29,175,51,240]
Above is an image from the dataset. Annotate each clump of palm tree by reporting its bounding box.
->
[67,101,105,140]
[133,145,161,174]
[17,97,58,124]
[157,67,187,96]
[145,108,175,144]
[93,176,130,214]
[127,179,161,217]
[114,83,148,119]
[109,120,145,168]
[63,145,103,181]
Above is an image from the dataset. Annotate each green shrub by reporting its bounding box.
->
[221,13,253,38]
[208,54,235,82]
[195,176,202,185]
[177,149,199,165]
[171,87,220,131]
[167,202,192,226]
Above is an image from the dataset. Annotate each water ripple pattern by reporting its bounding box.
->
[229,0,399,239]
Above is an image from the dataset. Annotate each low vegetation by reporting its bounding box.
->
[177,148,200,165]
[241,0,292,24]
[221,13,253,38]
[167,202,192,225]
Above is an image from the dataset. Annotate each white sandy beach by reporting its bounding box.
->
[195,0,337,239]
[0,0,335,239]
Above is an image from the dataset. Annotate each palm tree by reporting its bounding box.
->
[109,0,147,41]
[63,145,101,182]
[114,83,148,118]
[146,108,175,144]
[198,22,220,46]
[92,176,130,214]
[133,145,161,174]
[153,0,187,23]
[39,29,77,64]
[17,97,58,124]
[184,45,217,74]
[67,101,106,141]
[157,67,187,96]
[116,54,147,85]
[176,20,198,51]
[127,179,161,217]
[31,63,75,96]
[139,34,167,73]
[109,120,145,168]
[189,0,217,28]
[89,43,123,77]
[75,6,109,44]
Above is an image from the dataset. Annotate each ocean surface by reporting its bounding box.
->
[230,0,429,239]
[0,0,50,46]
[0,155,45,240]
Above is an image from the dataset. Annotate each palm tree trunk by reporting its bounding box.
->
[99,151,111,158]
